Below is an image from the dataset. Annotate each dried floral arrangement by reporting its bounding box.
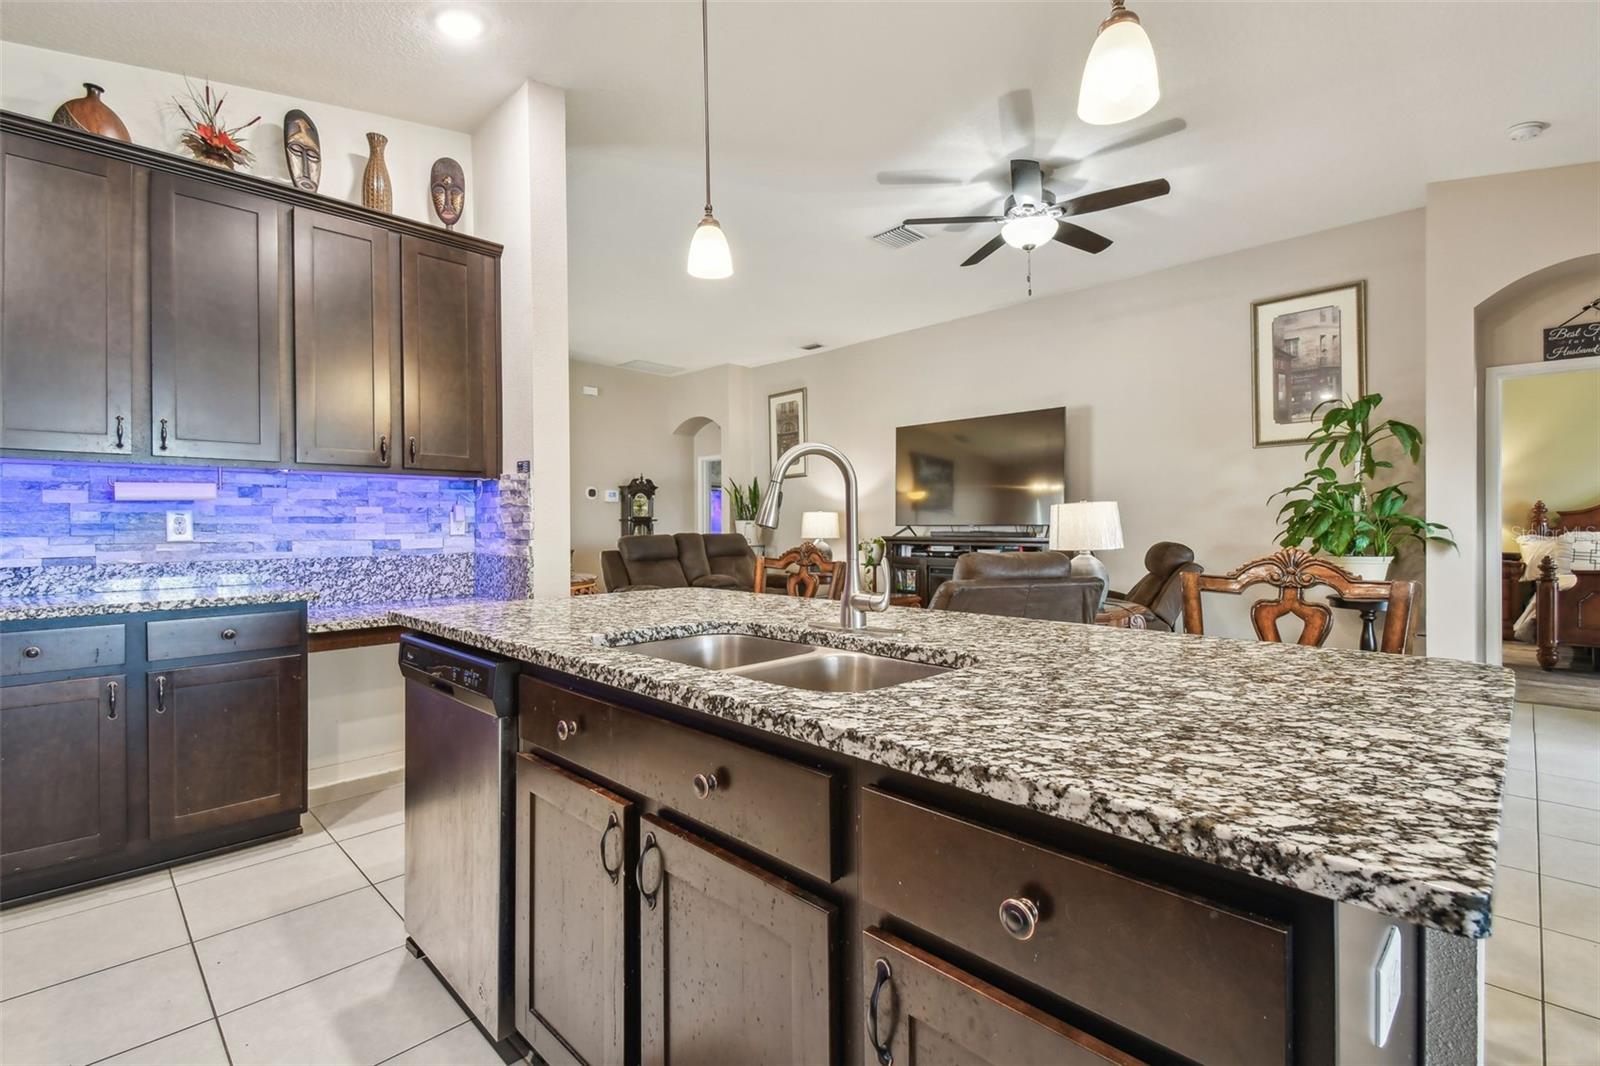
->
[173,80,259,170]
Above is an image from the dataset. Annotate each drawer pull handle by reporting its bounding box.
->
[220,628,238,641]
[691,772,719,799]
[867,957,893,1065]
[408,436,418,464]
[155,675,168,714]
[599,812,622,885]
[998,896,1040,941]
[636,832,662,910]
[555,719,579,741]
[114,414,125,448]
[107,681,118,720]
[159,418,169,450]
[378,434,389,463]
[22,645,41,660]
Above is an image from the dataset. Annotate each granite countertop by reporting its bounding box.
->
[392,588,1514,937]
[307,598,500,634]
[0,585,317,622]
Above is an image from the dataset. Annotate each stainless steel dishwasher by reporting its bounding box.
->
[399,635,517,1042]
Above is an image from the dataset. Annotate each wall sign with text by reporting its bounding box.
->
[1544,321,1600,362]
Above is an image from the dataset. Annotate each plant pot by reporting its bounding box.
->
[1327,555,1393,582]
[736,520,759,544]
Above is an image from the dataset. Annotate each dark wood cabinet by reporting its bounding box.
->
[149,173,287,461]
[293,209,399,468]
[400,235,492,473]
[0,132,134,454]
[515,753,634,1066]
[0,674,127,876]
[146,654,305,840]
[638,813,833,1066]
[1502,553,1525,640]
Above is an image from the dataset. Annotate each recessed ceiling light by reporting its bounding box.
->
[433,8,486,42]
[1507,121,1550,142]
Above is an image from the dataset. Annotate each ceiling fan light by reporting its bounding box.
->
[1077,5,1160,126]
[687,214,733,279]
[1001,216,1059,250]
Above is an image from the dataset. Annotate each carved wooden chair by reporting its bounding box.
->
[1180,548,1419,654]
[753,542,846,600]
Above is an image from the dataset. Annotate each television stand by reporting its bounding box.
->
[884,530,1049,608]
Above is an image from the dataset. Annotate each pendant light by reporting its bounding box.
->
[686,0,732,279]
[1076,0,1160,126]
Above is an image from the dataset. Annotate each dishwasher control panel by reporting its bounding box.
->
[399,636,504,701]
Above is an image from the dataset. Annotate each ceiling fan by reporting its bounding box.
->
[901,159,1170,267]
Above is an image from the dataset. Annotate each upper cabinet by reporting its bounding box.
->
[0,114,502,478]
[149,173,288,462]
[0,134,135,454]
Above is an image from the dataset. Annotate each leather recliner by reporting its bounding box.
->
[600,532,755,593]
[1106,542,1202,632]
[927,550,1101,623]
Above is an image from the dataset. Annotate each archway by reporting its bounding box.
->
[673,415,726,534]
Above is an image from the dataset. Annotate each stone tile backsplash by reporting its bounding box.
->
[0,460,532,604]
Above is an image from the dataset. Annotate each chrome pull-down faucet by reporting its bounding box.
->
[756,441,893,631]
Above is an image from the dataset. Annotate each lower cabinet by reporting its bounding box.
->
[0,674,127,876]
[514,753,633,1066]
[637,813,834,1066]
[146,655,305,840]
[862,927,1142,1066]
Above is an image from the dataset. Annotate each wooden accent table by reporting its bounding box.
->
[571,573,600,596]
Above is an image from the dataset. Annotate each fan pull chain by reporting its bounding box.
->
[1027,249,1033,297]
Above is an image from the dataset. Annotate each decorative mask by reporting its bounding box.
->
[430,157,466,230]
[282,110,321,192]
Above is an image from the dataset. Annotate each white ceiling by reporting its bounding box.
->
[3,1,1596,371]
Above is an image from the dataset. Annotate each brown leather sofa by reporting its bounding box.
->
[601,532,756,592]
[1105,542,1201,632]
[927,551,1101,622]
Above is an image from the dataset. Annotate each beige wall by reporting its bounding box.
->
[738,210,1428,642]
[1500,368,1600,549]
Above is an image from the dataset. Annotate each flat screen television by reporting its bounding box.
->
[894,407,1066,527]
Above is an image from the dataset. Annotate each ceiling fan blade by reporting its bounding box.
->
[903,216,1006,226]
[1009,159,1044,206]
[960,234,1007,267]
[1058,179,1171,217]
[1053,223,1112,254]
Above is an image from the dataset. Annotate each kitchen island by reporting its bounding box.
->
[392,588,1513,1066]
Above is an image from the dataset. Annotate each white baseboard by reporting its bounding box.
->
[307,749,405,807]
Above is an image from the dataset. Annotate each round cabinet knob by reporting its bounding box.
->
[555,719,578,741]
[22,645,42,659]
[691,772,719,799]
[220,628,238,641]
[998,896,1040,941]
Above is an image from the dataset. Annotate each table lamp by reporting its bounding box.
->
[800,510,841,558]
[1049,501,1123,610]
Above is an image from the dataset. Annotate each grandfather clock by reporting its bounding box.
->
[620,475,658,536]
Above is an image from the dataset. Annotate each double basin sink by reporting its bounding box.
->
[619,633,951,692]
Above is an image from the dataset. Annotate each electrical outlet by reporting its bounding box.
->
[166,510,194,542]
[449,500,468,536]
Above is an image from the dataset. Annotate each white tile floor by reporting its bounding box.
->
[0,785,507,1066]
[1487,703,1600,1066]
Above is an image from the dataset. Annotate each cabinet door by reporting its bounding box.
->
[0,134,134,454]
[861,928,1142,1066]
[400,235,487,473]
[0,675,127,875]
[147,655,305,840]
[293,209,398,467]
[149,173,286,461]
[638,814,832,1066]
[515,753,634,1066]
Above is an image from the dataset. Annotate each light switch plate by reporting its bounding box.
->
[166,510,194,542]
[605,489,620,503]
[1373,925,1402,1047]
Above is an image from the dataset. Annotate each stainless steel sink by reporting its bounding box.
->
[734,651,950,692]
[619,633,814,670]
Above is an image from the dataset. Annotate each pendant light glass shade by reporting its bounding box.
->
[1077,3,1160,126]
[1001,216,1059,250]
[687,214,733,279]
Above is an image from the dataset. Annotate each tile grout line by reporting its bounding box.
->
[313,804,407,918]
[81,1020,221,1066]
[212,943,408,1019]
[0,877,175,935]
[189,882,377,944]
[168,867,236,1066]
[0,940,191,1004]
[373,1019,474,1065]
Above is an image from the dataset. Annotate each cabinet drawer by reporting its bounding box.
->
[2,625,125,677]
[859,789,1290,1065]
[146,609,301,661]
[520,677,835,881]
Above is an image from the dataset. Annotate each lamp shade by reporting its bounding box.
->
[1049,501,1124,552]
[800,510,841,541]
[1076,10,1160,126]
[687,215,733,279]
[1001,215,1059,250]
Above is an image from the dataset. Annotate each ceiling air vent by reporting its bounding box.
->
[618,359,686,376]
[799,343,824,352]
[870,225,925,249]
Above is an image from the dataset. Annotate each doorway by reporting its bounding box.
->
[696,454,726,534]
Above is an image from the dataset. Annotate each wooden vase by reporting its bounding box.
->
[362,132,392,213]
[52,83,131,142]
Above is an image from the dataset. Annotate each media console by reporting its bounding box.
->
[884,531,1049,607]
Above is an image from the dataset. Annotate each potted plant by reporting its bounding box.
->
[1270,393,1454,581]
[728,477,763,544]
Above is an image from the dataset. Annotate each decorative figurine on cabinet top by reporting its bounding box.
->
[52,83,131,142]
[362,132,393,213]
[282,109,321,192]
[173,81,258,170]
[430,157,465,230]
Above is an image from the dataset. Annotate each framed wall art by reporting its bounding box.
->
[1251,281,1366,447]
[768,387,808,477]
